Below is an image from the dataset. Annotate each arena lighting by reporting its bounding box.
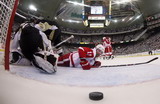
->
[29,4,37,11]
[120,41,124,43]
[136,15,141,19]
[62,19,81,23]
[129,15,142,23]
[113,20,118,23]
[122,18,125,21]
[90,23,104,28]
[67,19,81,23]
[54,17,57,20]
[113,0,132,4]
[88,16,106,20]
[112,0,138,5]
[129,17,133,20]
[67,1,90,7]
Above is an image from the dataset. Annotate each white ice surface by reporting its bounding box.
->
[1,55,160,104]
[10,55,160,87]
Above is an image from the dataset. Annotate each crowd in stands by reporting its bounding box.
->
[107,28,160,55]
[60,23,143,35]
[61,29,144,45]
[145,12,160,30]
[12,13,160,56]
[61,28,160,55]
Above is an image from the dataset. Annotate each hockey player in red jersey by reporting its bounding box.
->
[57,44,105,70]
[102,37,113,59]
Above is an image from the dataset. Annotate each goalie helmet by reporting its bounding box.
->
[95,44,105,55]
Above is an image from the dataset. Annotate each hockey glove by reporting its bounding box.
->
[80,59,91,70]
[92,61,101,68]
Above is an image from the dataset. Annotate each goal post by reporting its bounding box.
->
[0,0,19,70]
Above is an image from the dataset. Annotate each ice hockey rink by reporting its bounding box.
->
[0,54,160,104]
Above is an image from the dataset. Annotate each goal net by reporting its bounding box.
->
[0,0,19,70]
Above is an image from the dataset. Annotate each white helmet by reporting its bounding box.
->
[95,44,105,54]
[103,37,106,40]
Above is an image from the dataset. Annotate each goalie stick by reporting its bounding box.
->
[53,35,74,49]
[101,57,158,67]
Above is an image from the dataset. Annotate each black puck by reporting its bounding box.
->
[89,92,103,101]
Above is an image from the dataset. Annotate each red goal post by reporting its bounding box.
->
[0,0,19,70]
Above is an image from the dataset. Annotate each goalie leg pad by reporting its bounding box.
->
[32,54,57,74]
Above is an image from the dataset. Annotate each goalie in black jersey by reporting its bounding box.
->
[10,22,59,74]
[35,19,63,56]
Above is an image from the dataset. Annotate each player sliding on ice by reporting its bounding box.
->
[57,44,105,70]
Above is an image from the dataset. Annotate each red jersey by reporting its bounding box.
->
[102,37,112,56]
[58,47,101,70]
[102,37,111,47]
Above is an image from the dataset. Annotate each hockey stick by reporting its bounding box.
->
[101,57,158,67]
[53,35,74,49]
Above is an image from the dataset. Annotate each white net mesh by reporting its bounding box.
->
[0,0,16,64]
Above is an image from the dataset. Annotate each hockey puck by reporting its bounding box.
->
[89,92,103,101]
